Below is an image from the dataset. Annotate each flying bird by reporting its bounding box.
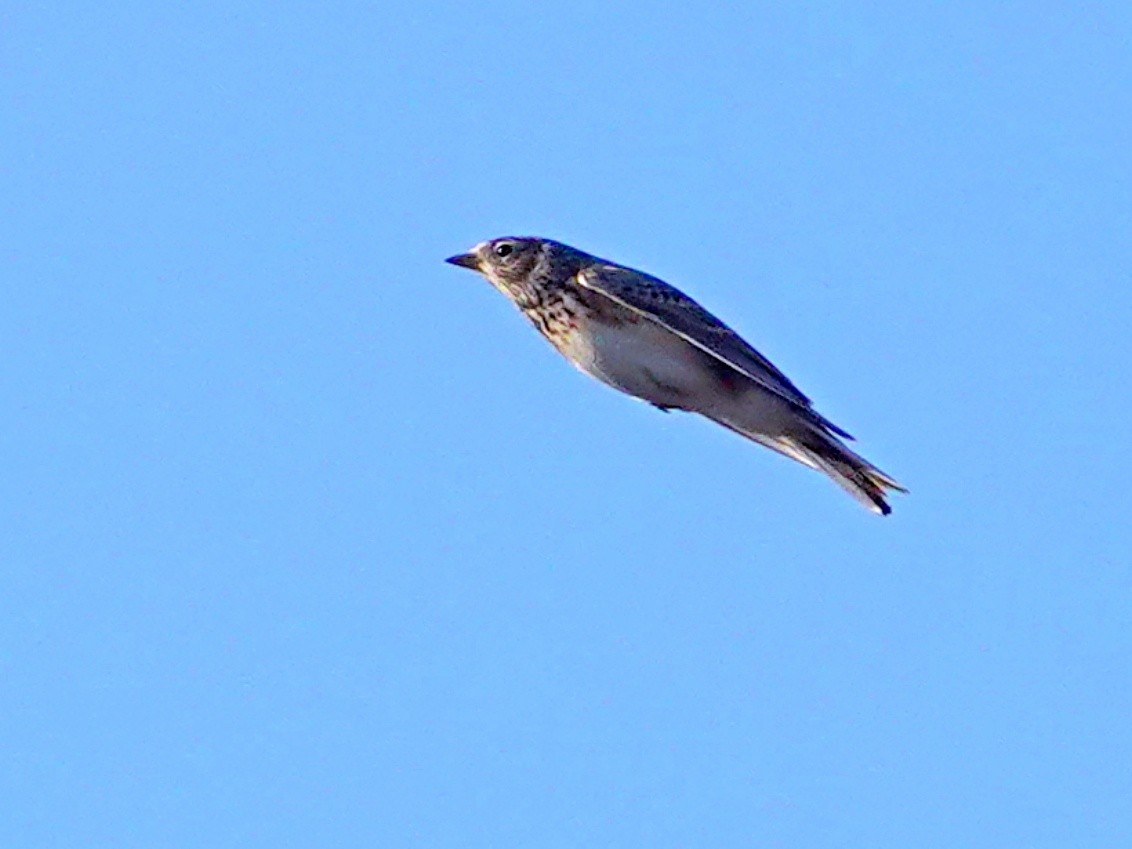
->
[446,237,905,514]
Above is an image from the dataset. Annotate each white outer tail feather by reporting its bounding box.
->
[709,414,905,515]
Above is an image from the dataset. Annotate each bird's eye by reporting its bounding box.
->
[494,243,514,258]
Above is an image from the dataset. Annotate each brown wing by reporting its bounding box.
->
[576,263,853,439]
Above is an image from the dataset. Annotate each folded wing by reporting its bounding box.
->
[576,263,853,439]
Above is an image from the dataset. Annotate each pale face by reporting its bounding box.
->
[446,237,544,294]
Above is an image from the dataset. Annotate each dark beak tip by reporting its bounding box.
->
[445,253,480,270]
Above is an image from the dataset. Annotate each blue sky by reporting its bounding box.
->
[3,2,1130,846]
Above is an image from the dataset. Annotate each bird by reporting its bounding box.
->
[446,237,905,515]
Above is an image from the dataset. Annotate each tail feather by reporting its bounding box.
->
[786,432,906,516]
[704,411,906,515]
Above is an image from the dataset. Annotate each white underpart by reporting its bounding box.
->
[560,313,796,438]
[562,315,703,401]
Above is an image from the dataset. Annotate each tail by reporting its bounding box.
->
[707,414,906,515]
[785,430,907,516]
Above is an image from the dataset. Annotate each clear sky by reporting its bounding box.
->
[3,2,1130,847]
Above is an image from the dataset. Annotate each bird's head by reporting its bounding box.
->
[445,237,546,289]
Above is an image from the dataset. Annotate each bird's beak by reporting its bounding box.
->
[445,252,480,271]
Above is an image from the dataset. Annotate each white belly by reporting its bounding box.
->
[559,317,718,408]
